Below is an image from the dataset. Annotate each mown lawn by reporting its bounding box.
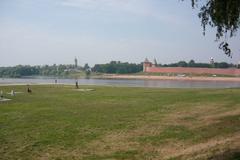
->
[0,85,240,160]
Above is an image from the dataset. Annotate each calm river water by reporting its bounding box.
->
[1,77,240,88]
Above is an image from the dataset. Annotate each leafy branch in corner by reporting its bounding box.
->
[184,0,240,57]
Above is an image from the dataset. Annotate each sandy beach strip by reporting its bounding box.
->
[105,74,240,82]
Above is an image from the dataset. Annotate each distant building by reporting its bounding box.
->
[74,57,78,68]
[210,57,214,64]
[143,58,152,72]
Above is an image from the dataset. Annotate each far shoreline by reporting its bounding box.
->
[103,74,240,82]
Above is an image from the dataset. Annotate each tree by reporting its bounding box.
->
[83,63,90,71]
[185,0,240,57]
[92,61,143,74]
[85,69,91,78]
[178,61,188,67]
[188,60,196,67]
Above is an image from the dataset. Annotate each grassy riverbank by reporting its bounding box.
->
[0,85,240,160]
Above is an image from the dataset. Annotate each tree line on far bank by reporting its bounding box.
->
[92,61,143,74]
[0,64,76,78]
[0,60,239,78]
[92,60,238,74]
[160,60,237,69]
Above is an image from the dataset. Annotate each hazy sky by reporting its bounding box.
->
[0,0,240,67]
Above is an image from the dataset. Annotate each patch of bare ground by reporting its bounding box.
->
[164,103,240,129]
[84,131,139,156]
[164,133,240,160]
[36,147,85,160]
[202,107,240,122]
[80,131,240,160]
[37,131,141,160]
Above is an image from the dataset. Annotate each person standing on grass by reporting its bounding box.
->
[0,90,3,99]
[27,85,32,93]
[75,79,79,89]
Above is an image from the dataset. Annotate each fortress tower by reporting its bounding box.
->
[143,58,152,72]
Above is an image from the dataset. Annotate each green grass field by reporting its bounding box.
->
[0,85,240,160]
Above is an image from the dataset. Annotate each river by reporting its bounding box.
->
[1,77,240,88]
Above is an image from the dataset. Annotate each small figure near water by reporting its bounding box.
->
[55,79,57,84]
[27,85,32,93]
[0,90,3,99]
[75,80,79,89]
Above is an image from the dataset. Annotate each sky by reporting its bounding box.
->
[0,0,240,67]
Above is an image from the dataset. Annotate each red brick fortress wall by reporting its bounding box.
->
[145,67,240,76]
